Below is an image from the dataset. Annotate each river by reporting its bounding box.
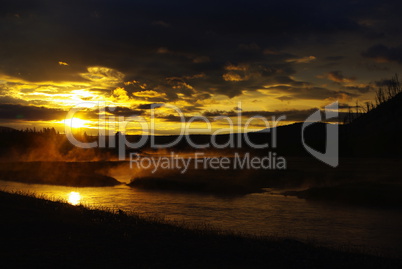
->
[1,180,402,258]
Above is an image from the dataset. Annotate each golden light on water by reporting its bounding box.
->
[68,192,81,205]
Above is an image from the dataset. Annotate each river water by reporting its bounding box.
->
[1,180,402,258]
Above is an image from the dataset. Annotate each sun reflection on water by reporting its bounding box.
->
[68,191,81,205]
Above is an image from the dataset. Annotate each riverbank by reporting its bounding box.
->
[0,191,400,268]
[283,181,402,208]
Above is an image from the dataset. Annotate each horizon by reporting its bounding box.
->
[1,118,339,136]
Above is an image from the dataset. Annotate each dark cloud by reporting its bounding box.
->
[274,76,312,87]
[336,103,353,109]
[325,56,344,61]
[276,96,294,102]
[374,77,401,88]
[325,71,356,83]
[362,44,402,64]
[269,75,337,101]
[159,114,209,123]
[344,85,372,93]
[201,108,346,123]
[136,103,164,110]
[106,106,143,117]
[361,62,390,71]
[233,106,242,111]
[0,104,66,121]
[272,85,357,100]
[54,106,145,121]
[158,109,318,122]
[0,95,28,105]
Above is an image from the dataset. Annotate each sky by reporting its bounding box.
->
[1,0,402,134]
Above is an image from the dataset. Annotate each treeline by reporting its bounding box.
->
[0,126,60,135]
[343,74,402,124]
[22,127,59,135]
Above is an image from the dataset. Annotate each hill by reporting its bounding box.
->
[0,126,16,133]
[342,91,402,157]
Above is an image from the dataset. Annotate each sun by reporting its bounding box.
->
[67,192,81,205]
[64,117,88,128]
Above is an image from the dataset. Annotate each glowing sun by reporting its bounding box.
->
[64,118,88,128]
[68,191,81,205]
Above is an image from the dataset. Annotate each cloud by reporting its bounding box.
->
[286,56,316,64]
[106,106,143,117]
[321,71,356,83]
[374,77,401,88]
[132,90,165,98]
[0,104,66,121]
[233,106,242,111]
[222,72,246,82]
[81,67,125,86]
[276,96,294,101]
[201,108,344,123]
[362,44,402,64]
[263,84,357,101]
[261,75,352,100]
[325,56,344,61]
[136,103,164,110]
[344,85,372,93]
[192,56,210,63]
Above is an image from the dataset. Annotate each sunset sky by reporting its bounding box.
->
[1,0,402,134]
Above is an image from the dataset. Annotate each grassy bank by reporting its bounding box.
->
[0,191,401,268]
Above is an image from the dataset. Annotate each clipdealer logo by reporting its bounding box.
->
[64,101,339,170]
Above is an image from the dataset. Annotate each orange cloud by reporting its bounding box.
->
[286,56,316,64]
[321,71,356,83]
[222,72,245,81]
